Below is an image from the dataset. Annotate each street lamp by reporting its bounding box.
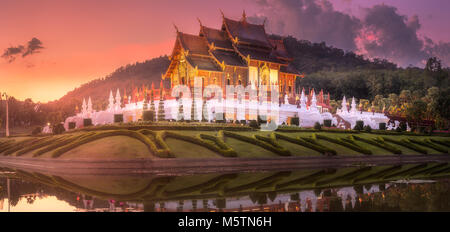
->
[1,92,9,137]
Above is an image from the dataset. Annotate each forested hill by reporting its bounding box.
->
[58,55,170,107]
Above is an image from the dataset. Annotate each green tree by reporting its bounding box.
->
[406,100,427,128]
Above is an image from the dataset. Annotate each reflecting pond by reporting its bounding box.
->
[0,163,449,212]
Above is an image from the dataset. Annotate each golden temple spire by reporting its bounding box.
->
[241,10,247,22]
[173,23,179,33]
[197,17,203,27]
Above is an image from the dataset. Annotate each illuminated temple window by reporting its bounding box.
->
[249,66,258,86]
[269,69,278,85]
[260,66,269,85]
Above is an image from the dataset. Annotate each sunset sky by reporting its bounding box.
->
[1,0,449,102]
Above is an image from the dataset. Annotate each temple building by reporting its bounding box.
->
[163,11,302,101]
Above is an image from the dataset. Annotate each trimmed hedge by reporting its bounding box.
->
[0,140,16,153]
[354,120,364,131]
[249,120,258,129]
[32,127,42,135]
[430,139,450,148]
[380,137,428,154]
[2,138,43,156]
[68,123,254,133]
[33,133,96,157]
[323,119,332,127]
[223,131,291,156]
[314,134,372,155]
[164,174,238,196]
[382,164,428,180]
[410,138,448,153]
[352,165,402,183]
[200,131,237,157]
[255,134,291,156]
[274,133,337,156]
[352,135,402,154]
[379,123,386,130]
[52,123,66,134]
[408,163,449,177]
[429,167,450,175]
[162,131,237,157]
[83,118,92,127]
[314,122,322,130]
[114,114,124,123]
[143,110,155,121]
[315,167,372,186]
[224,171,291,193]
[51,130,160,158]
[137,129,172,158]
[68,122,76,130]
[16,136,66,156]
[276,127,360,134]
[291,117,299,126]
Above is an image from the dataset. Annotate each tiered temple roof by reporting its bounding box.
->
[164,12,301,80]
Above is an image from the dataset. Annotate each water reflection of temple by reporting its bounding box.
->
[1,167,449,212]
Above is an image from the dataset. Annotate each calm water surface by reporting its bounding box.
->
[0,164,449,212]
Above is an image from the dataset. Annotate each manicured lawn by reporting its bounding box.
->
[56,135,153,160]
[224,137,278,158]
[0,128,448,159]
[165,138,222,158]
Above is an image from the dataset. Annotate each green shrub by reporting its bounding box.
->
[33,133,95,157]
[249,120,259,129]
[2,138,42,156]
[199,132,237,157]
[354,120,364,131]
[164,131,237,157]
[410,139,448,153]
[382,164,428,180]
[83,118,92,127]
[353,165,402,183]
[254,134,291,156]
[399,121,407,132]
[143,110,155,121]
[314,122,322,130]
[363,125,372,133]
[137,129,172,158]
[114,114,123,123]
[323,119,332,127]
[274,133,336,155]
[223,131,291,156]
[52,123,66,135]
[32,127,42,135]
[16,136,66,156]
[68,122,76,130]
[316,167,372,186]
[51,130,164,158]
[379,123,386,130]
[430,139,450,148]
[291,116,299,126]
[352,135,402,154]
[257,115,267,124]
[381,137,428,154]
[315,134,372,155]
